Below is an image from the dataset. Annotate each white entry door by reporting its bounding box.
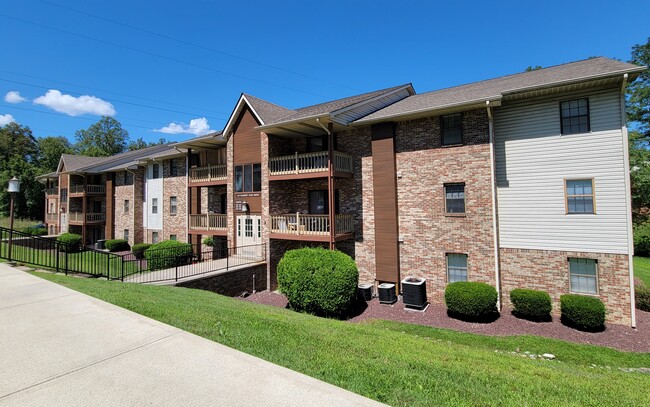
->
[236,215,262,259]
[60,213,68,233]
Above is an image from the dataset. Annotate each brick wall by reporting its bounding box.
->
[133,168,145,244]
[114,171,134,244]
[177,264,267,296]
[162,158,187,242]
[500,248,632,325]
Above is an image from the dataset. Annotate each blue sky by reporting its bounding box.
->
[1,0,648,144]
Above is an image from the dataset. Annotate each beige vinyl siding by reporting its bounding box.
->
[494,87,628,254]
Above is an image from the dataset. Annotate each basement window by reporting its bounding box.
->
[447,253,468,283]
[569,258,598,294]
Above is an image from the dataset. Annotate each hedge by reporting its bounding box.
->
[636,284,650,312]
[21,227,47,236]
[510,288,552,321]
[277,247,358,316]
[144,240,193,270]
[132,243,152,260]
[202,236,215,247]
[560,294,606,331]
[105,239,130,252]
[57,233,82,253]
[445,282,499,321]
[634,223,650,257]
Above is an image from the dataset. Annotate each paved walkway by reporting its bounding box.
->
[0,264,384,406]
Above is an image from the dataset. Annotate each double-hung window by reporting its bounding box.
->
[560,98,590,135]
[170,196,177,215]
[441,113,463,145]
[124,229,129,241]
[124,199,130,213]
[152,164,160,179]
[447,254,468,283]
[170,159,178,177]
[569,258,598,294]
[445,183,465,214]
[566,179,595,214]
[152,198,158,214]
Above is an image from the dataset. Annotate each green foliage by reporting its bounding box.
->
[445,282,499,321]
[510,289,552,321]
[144,240,193,270]
[524,65,542,72]
[21,226,47,236]
[127,137,167,151]
[37,136,72,172]
[277,247,358,316]
[57,233,82,253]
[635,283,650,312]
[634,222,650,256]
[560,294,606,332]
[202,236,215,246]
[74,116,128,157]
[132,243,152,260]
[104,239,130,252]
[628,37,650,140]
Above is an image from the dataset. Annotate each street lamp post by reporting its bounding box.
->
[7,176,21,260]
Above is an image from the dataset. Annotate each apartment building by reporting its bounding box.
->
[40,57,645,326]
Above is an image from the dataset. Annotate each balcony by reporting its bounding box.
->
[189,164,227,185]
[189,213,227,235]
[270,213,354,242]
[269,151,353,180]
[69,212,105,224]
[46,213,58,223]
[45,188,58,196]
[69,185,105,196]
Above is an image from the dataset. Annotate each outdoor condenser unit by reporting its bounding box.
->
[378,283,397,304]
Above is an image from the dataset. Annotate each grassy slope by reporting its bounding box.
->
[0,218,40,230]
[634,256,650,286]
[35,273,650,407]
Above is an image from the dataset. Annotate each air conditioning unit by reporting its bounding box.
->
[358,283,373,301]
[378,283,397,304]
[401,277,427,310]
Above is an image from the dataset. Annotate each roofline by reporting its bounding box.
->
[222,94,265,138]
[256,113,330,131]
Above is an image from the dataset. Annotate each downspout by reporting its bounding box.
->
[620,73,636,328]
[317,118,335,250]
[486,100,502,309]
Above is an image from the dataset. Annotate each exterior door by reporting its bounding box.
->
[60,213,68,233]
[236,215,262,258]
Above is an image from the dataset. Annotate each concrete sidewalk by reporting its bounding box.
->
[0,264,385,406]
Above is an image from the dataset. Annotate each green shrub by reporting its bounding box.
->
[445,282,499,321]
[105,239,130,252]
[560,294,606,332]
[510,288,552,321]
[277,247,358,316]
[132,243,152,260]
[636,284,650,312]
[202,236,215,247]
[144,240,193,270]
[57,233,82,253]
[634,223,650,257]
[22,227,47,236]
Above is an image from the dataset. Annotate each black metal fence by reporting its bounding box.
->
[0,226,266,284]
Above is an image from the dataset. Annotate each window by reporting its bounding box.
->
[170,196,177,215]
[61,188,68,202]
[152,164,160,179]
[123,229,129,241]
[569,258,598,294]
[234,163,262,192]
[123,171,133,185]
[445,183,465,214]
[308,190,340,214]
[152,198,158,214]
[152,231,159,244]
[124,200,130,213]
[170,234,177,241]
[49,202,54,213]
[560,98,590,135]
[566,179,595,214]
[441,113,463,145]
[447,254,468,283]
[170,159,178,177]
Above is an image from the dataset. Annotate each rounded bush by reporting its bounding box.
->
[132,243,152,260]
[144,240,193,270]
[202,236,215,247]
[277,247,358,316]
[105,239,130,252]
[57,233,82,253]
[634,223,650,257]
[22,227,47,236]
[510,288,552,321]
[445,282,499,321]
[560,294,606,331]
[635,284,650,312]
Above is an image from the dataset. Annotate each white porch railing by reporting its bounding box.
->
[189,214,227,231]
[46,213,58,222]
[70,185,105,194]
[68,212,105,223]
[190,164,227,183]
[269,151,353,176]
[270,213,354,236]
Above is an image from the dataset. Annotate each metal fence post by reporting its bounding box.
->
[175,262,178,282]
[64,249,68,276]
[55,241,60,274]
[121,257,125,282]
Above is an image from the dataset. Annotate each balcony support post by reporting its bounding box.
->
[327,122,335,250]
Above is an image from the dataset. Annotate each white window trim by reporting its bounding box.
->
[446,253,468,283]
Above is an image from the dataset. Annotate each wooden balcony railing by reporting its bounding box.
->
[270,213,354,236]
[189,164,227,183]
[189,214,227,231]
[69,212,105,223]
[46,213,58,222]
[69,185,105,195]
[45,188,58,196]
[269,151,353,176]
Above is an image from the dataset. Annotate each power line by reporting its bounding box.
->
[36,0,361,93]
[0,12,329,99]
[0,77,227,121]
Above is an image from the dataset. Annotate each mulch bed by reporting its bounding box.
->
[242,292,650,352]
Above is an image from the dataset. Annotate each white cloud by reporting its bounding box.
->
[0,114,17,126]
[4,91,27,104]
[33,89,116,117]
[155,117,212,136]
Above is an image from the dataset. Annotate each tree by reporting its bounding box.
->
[128,137,168,151]
[74,116,128,157]
[525,65,542,72]
[628,37,650,141]
[0,122,38,164]
[37,136,72,172]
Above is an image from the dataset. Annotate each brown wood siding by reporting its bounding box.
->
[233,108,261,165]
[105,174,114,239]
[190,186,200,215]
[371,123,400,284]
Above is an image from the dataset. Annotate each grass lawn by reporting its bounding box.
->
[34,273,650,407]
[634,256,650,286]
[0,217,41,230]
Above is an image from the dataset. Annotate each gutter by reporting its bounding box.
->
[619,73,636,328]
[486,100,502,309]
